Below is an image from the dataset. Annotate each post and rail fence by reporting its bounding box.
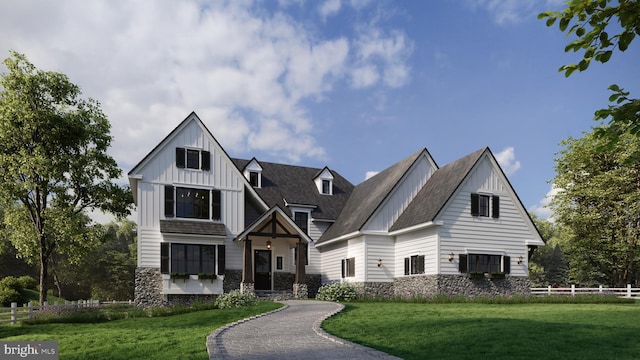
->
[0,300,133,325]
[530,284,640,298]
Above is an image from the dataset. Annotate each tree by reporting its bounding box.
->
[529,215,571,287]
[550,129,640,286]
[0,51,132,304]
[539,1,640,155]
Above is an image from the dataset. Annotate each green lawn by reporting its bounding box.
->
[0,302,282,360]
[322,302,640,360]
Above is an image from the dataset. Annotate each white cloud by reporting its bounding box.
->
[365,171,379,180]
[351,28,412,88]
[495,147,521,176]
[0,1,411,168]
[529,185,560,220]
[466,0,538,25]
[319,0,342,20]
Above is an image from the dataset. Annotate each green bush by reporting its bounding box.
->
[316,282,359,302]
[17,275,38,290]
[0,288,21,307]
[0,276,30,306]
[214,290,258,309]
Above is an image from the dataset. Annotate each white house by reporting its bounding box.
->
[129,112,544,307]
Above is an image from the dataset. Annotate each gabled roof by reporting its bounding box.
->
[389,148,486,232]
[127,112,268,211]
[234,204,313,243]
[317,148,429,244]
[231,159,354,221]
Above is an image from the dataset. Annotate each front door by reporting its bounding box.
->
[254,249,272,290]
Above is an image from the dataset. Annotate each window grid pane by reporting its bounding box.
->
[176,187,210,219]
[479,195,490,217]
[186,149,200,169]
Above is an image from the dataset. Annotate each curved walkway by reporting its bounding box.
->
[207,300,401,359]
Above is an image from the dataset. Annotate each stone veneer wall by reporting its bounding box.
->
[274,273,295,291]
[223,269,242,293]
[393,275,531,299]
[134,267,164,309]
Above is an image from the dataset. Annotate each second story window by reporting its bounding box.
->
[471,193,499,218]
[165,185,222,220]
[322,180,331,195]
[176,147,211,171]
[294,212,309,234]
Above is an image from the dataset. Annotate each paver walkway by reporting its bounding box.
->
[207,300,401,359]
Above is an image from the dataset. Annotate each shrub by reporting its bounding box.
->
[0,288,21,307]
[214,290,258,309]
[316,282,359,302]
[17,276,38,290]
[0,276,29,306]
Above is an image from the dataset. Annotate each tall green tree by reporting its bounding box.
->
[529,215,571,287]
[539,0,640,155]
[0,51,132,304]
[550,130,640,286]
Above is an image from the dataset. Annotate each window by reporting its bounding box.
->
[471,194,499,218]
[177,187,210,219]
[294,212,309,234]
[322,180,331,195]
[459,254,510,274]
[164,186,222,220]
[161,243,224,275]
[176,147,210,171]
[404,255,425,275]
[276,256,283,270]
[249,171,259,187]
[341,257,355,278]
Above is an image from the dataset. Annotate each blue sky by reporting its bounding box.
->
[1,0,639,221]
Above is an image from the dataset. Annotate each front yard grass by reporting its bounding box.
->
[322,302,640,360]
[0,301,282,359]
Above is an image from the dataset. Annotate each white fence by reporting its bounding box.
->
[0,300,132,325]
[531,284,640,298]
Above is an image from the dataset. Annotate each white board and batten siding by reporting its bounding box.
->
[364,154,436,232]
[394,227,439,277]
[134,118,248,268]
[437,155,537,277]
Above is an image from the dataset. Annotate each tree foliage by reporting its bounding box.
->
[0,51,133,304]
[539,0,640,154]
[529,215,571,287]
[550,130,640,286]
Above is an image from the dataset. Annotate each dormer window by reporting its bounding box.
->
[322,180,331,195]
[314,167,334,195]
[176,147,210,171]
[243,158,263,188]
[249,171,259,187]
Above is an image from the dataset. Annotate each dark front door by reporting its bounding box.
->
[254,249,272,290]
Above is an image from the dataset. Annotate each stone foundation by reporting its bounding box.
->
[274,272,295,291]
[223,269,242,293]
[293,283,308,299]
[134,267,164,309]
[167,294,217,306]
[393,274,531,299]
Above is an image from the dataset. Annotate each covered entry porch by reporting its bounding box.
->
[235,205,312,298]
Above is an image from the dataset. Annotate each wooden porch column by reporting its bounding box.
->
[294,241,306,284]
[242,239,253,283]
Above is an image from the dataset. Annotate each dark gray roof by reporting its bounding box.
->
[160,220,227,236]
[317,149,426,243]
[389,148,487,232]
[231,159,354,221]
